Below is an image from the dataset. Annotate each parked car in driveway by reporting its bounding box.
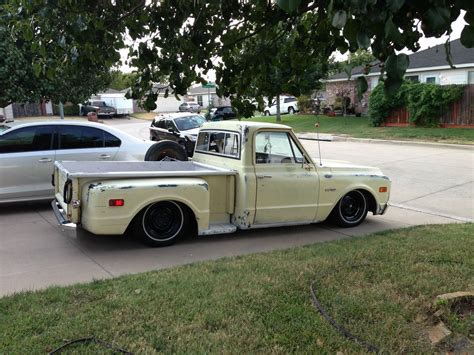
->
[178,102,201,113]
[263,96,298,116]
[0,121,157,203]
[211,106,237,121]
[150,113,206,157]
[81,101,116,118]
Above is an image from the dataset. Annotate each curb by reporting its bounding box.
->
[297,133,473,150]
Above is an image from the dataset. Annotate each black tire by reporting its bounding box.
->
[134,201,186,247]
[288,106,295,114]
[329,190,368,227]
[264,110,270,116]
[145,140,188,161]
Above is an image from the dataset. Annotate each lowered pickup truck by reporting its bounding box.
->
[52,121,390,247]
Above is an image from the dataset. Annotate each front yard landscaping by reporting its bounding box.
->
[247,114,474,144]
[1,223,473,353]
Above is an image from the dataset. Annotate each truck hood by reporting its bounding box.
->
[318,159,385,176]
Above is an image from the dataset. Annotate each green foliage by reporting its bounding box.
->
[369,82,465,127]
[407,84,465,126]
[109,71,138,91]
[2,0,474,109]
[296,95,312,113]
[52,104,79,116]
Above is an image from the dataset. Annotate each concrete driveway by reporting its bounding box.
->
[0,118,472,296]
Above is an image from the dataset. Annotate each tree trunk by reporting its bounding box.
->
[59,101,64,120]
[276,94,281,122]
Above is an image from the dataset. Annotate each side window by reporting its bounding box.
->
[59,126,104,149]
[195,131,240,158]
[166,120,177,131]
[156,120,165,129]
[104,131,121,147]
[255,131,303,164]
[0,126,54,153]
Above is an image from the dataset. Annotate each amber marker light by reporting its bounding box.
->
[379,187,388,193]
[109,199,125,207]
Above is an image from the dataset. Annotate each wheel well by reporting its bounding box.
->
[359,189,377,214]
[127,200,197,236]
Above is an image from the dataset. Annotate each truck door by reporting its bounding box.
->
[253,130,319,225]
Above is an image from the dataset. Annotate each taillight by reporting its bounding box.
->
[109,199,124,207]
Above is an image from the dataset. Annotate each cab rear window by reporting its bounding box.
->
[196,131,240,159]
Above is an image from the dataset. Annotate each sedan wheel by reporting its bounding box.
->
[135,201,185,247]
[330,190,368,227]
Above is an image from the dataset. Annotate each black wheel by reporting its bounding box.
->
[330,190,368,227]
[145,140,188,161]
[134,201,185,247]
[288,106,295,114]
[264,110,270,116]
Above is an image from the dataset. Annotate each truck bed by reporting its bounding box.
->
[55,161,236,178]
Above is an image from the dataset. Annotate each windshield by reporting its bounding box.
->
[174,115,205,131]
[0,125,12,133]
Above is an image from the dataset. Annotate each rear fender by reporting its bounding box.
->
[81,178,210,235]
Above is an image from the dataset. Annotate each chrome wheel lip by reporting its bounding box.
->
[142,201,184,242]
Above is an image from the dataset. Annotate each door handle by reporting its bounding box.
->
[99,154,111,159]
[257,175,272,179]
[38,158,52,163]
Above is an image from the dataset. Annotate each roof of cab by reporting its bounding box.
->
[201,120,291,132]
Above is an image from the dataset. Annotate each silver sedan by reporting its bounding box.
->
[0,121,155,203]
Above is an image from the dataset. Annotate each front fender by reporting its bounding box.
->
[317,176,391,221]
[81,178,210,235]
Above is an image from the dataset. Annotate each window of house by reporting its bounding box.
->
[426,77,436,84]
[195,130,240,159]
[468,71,474,84]
[405,75,419,82]
[197,95,203,107]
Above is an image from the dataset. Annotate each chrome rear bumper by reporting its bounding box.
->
[51,200,77,230]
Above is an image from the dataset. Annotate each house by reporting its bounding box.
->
[325,39,474,115]
[187,85,231,108]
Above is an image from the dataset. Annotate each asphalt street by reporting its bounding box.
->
[0,117,472,296]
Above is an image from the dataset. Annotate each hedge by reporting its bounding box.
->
[368,81,465,127]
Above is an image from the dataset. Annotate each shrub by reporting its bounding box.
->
[368,82,464,127]
[297,95,312,113]
[53,103,80,116]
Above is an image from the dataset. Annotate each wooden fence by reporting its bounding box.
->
[385,84,474,128]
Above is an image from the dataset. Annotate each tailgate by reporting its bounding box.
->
[53,162,81,224]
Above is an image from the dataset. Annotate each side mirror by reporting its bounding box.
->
[168,127,176,133]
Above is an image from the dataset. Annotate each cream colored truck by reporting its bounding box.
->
[52,121,390,247]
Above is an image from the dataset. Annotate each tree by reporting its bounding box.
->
[0,21,111,109]
[109,71,138,91]
[2,0,473,112]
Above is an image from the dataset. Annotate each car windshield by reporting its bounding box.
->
[0,125,12,133]
[174,116,206,131]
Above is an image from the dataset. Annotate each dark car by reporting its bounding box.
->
[178,102,201,113]
[211,106,237,121]
[81,101,116,118]
[150,113,206,157]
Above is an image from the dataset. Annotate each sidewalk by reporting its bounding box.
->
[297,132,474,150]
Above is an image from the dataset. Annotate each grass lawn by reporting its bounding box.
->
[246,114,474,144]
[1,224,473,353]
